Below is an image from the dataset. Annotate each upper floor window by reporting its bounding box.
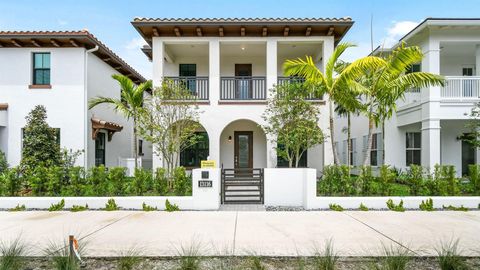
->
[33,52,51,85]
[462,67,473,76]
[406,63,421,74]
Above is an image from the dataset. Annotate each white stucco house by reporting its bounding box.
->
[334,18,480,176]
[131,18,354,174]
[0,30,152,170]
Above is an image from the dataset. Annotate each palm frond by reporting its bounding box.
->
[283,56,326,86]
[325,42,356,83]
[387,45,424,77]
[386,72,445,93]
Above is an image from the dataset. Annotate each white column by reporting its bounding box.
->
[209,39,220,103]
[322,38,335,166]
[476,44,480,76]
[266,39,277,98]
[152,38,164,87]
[151,38,164,170]
[420,38,441,169]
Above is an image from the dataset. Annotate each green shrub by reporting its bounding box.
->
[359,166,374,195]
[70,204,88,212]
[165,199,179,212]
[373,243,412,270]
[386,199,405,212]
[0,236,27,270]
[468,164,480,194]
[312,239,338,270]
[176,240,203,270]
[419,198,434,211]
[379,165,395,196]
[0,167,23,196]
[8,204,26,212]
[329,203,344,211]
[104,198,120,211]
[131,168,153,195]
[407,165,425,196]
[108,167,127,195]
[319,165,353,196]
[442,205,468,211]
[442,165,459,196]
[359,203,369,211]
[87,165,109,196]
[173,167,191,196]
[46,166,64,196]
[142,202,157,211]
[154,168,169,195]
[63,167,86,196]
[48,199,65,211]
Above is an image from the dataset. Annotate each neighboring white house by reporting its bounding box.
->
[132,17,354,174]
[0,30,152,170]
[334,18,480,176]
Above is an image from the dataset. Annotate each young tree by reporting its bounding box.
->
[138,80,201,182]
[283,43,362,165]
[341,44,445,166]
[465,102,480,148]
[21,105,60,171]
[89,75,152,168]
[262,82,324,168]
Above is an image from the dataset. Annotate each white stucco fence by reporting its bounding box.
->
[0,168,479,210]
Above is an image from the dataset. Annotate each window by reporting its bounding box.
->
[180,132,209,168]
[276,143,308,168]
[138,139,144,156]
[33,52,51,85]
[406,132,421,166]
[179,64,197,93]
[371,134,378,166]
[462,67,473,76]
[406,63,421,74]
[95,132,106,166]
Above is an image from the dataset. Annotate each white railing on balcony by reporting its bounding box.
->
[397,88,421,107]
[441,76,480,100]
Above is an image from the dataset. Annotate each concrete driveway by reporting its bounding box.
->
[0,210,478,257]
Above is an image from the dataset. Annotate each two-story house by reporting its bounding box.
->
[335,18,480,176]
[132,18,354,175]
[0,30,152,170]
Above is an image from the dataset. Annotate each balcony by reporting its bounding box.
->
[220,76,266,100]
[164,77,209,100]
[441,76,480,101]
[277,77,323,100]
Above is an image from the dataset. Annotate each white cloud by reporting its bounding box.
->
[125,37,147,50]
[57,19,68,26]
[382,21,418,47]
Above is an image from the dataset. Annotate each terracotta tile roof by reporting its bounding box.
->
[0,30,146,83]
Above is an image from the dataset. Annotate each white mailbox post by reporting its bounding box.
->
[192,168,221,210]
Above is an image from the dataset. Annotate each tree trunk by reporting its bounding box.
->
[329,100,341,165]
[363,117,375,166]
[133,116,138,169]
[347,112,351,167]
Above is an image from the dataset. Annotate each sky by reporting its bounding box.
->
[1,0,480,79]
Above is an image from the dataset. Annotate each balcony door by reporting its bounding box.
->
[234,131,253,169]
[235,64,252,99]
[179,64,196,93]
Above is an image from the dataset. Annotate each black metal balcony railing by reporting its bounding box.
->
[164,77,209,100]
[220,76,266,100]
[277,77,323,100]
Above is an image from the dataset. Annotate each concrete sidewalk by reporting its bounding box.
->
[0,210,479,257]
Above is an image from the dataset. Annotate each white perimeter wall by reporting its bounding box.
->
[0,48,86,166]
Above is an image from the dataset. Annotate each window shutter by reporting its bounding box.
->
[352,138,357,166]
[362,135,368,153]
[342,140,347,164]
[377,134,383,165]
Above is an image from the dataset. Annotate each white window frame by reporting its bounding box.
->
[406,132,421,166]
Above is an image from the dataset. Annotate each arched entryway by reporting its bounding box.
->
[219,119,267,169]
[178,122,210,169]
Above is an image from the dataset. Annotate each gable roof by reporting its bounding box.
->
[0,30,146,83]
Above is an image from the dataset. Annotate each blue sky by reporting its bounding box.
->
[1,0,479,78]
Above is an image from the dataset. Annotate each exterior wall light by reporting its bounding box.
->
[228,135,232,142]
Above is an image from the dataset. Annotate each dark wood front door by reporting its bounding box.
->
[235,64,252,99]
[234,131,253,168]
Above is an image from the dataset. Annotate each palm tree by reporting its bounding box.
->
[89,74,152,168]
[284,43,362,165]
[341,44,445,166]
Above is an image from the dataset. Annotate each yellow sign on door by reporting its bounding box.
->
[201,160,216,168]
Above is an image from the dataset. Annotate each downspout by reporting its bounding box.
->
[83,45,99,168]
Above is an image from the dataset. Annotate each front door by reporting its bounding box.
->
[462,134,476,176]
[235,64,252,99]
[234,131,253,168]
